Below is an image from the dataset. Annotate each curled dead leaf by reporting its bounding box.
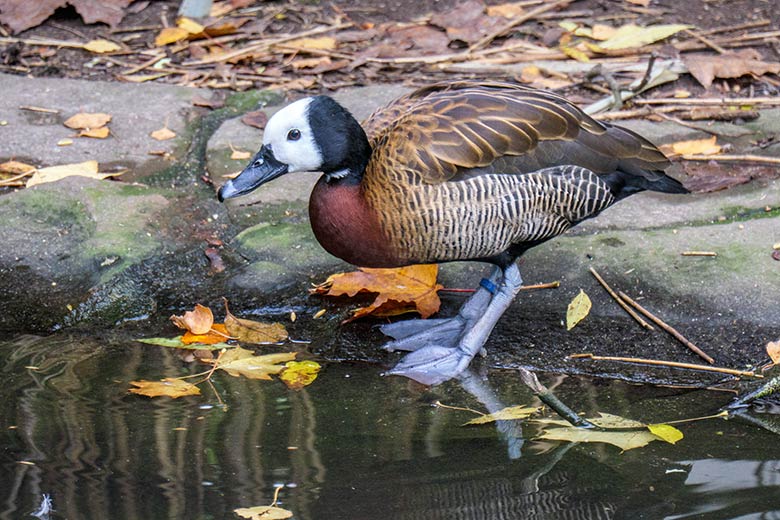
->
[78,126,110,139]
[684,49,780,88]
[64,112,111,130]
[170,304,214,335]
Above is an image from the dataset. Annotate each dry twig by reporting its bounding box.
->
[571,353,760,378]
[588,267,655,331]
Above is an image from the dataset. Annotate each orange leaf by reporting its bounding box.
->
[170,304,214,335]
[181,323,231,345]
[64,112,111,130]
[312,264,443,322]
[129,378,201,398]
[767,340,780,365]
[660,136,721,156]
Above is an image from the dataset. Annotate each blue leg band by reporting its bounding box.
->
[480,278,497,294]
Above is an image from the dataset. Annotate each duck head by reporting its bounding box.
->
[218,96,371,201]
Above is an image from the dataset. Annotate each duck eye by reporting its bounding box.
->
[253,157,264,167]
[287,129,301,141]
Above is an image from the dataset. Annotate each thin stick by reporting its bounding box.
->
[570,353,760,378]
[681,251,717,257]
[521,281,561,291]
[698,19,770,36]
[684,29,727,54]
[618,291,715,364]
[635,97,780,106]
[469,0,573,51]
[589,267,655,331]
[0,169,36,186]
[19,105,59,114]
[680,154,780,165]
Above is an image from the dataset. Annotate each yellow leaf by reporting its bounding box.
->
[660,136,721,156]
[559,21,578,33]
[129,378,201,398]
[234,505,293,520]
[231,149,251,160]
[224,299,289,344]
[594,23,691,50]
[78,126,110,139]
[26,160,119,187]
[217,348,297,380]
[155,27,189,46]
[463,405,540,425]
[0,160,35,175]
[560,44,590,62]
[280,360,321,390]
[120,73,171,83]
[150,127,176,141]
[767,340,780,365]
[83,39,121,53]
[170,304,214,335]
[177,17,205,34]
[64,112,112,130]
[590,24,618,41]
[537,426,658,450]
[566,289,591,330]
[648,423,684,444]
[285,36,337,50]
[311,264,443,322]
[57,138,73,146]
[486,3,525,18]
[533,412,646,429]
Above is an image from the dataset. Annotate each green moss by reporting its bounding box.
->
[224,89,283,112]
[233,221,335,270]
[2,189,95,238]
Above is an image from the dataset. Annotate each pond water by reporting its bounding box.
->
[1,333,779,520]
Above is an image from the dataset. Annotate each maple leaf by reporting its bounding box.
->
[216,348,297,380]
[129,378,201,398]
[311,264,443,322]
[223,298,288,344]
[170,304,214,335]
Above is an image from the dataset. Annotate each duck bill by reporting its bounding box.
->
[218,145,288,201]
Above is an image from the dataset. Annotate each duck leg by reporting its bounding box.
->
[380,266,501,352]
[384,262,523,386]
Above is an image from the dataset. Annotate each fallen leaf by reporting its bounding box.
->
[537,427,658,450]
[181,323,231,345]
[150,127,176,141]
[660,136,721,156]
[170,304,214,335]
[0,160,35,175]
[192,93,225,109]
[78,126,110,139]
[463,405,540,425]
[137,336,233,350]
[312,264,443,322]
[566,289,591,330]
[683,49,780,88]
[280,360,321,390]
[155,27,189,46]
[0,0,133,34]
[767,340,780,365]
[217,348,297,380]
[83,39,121,53]
[63,112,111,130]
[129,378,201,398]
[590,24,618,41]
[231,149,251,160]
[594,23,690,50]
[224,299,288,344]
[241,110,268,129]
[486,3,525,18]
[26,160,120,187]
[534,412,646,429]
[285,36,337,50]
[430,0,501,45]
[625,0,650,6]
[177,16,204,34]
[234,505,293,520]
[120,73,171,83]
[57,139,73,146]
[648,423,684,444]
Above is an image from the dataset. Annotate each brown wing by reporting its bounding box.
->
[362,81,670,184]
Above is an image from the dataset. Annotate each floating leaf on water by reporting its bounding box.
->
[648,423,684,444]
[224,299,289,344]
[170,304,214,335]
[537,426,658,451]
[566,289,591,330]
[280,360,321,390]
[234,505,293,520]
[129,378,201,398]
[137,336,233,350]
[463,405,540,425]
[217,348,297,380]
[181,323,232,345]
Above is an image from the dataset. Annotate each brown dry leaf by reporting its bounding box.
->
[0,0,133,34]
[170,304,214,335]
[83,39,121,53]
[683,49,780,88]
[155,27,189,46]
[430,0,501,45]
[311,264,443,322]
[285,36,337,51]
[26,160,120,187]
[660,136,721,156]
[241,110,268,129]
[181,323,231,345]
[64,112,111,130]
[150,126,176,141]
[78,126,110,139]
[279,360,321,390]
[234,505,293,520]
[217,347,297,380]
[0,160,36,175]
[486,3,525,18]
[223,299,288,344]
[767,340,780,365]
[192,93,225,109]
[129,378,201,398]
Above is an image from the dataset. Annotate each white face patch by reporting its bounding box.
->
[262,98,324,173]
